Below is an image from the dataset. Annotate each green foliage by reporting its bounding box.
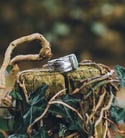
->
[0,118,8,130]
[58,123,67,137]
[8,134,28,138]
[110,105,125,123]
[13,84,48,134]
[9,86,23,101]
[109,105,125,138]
[115,65,125,87]
[28,84,48,106]
[8,83,87,137]
[6,65,13,73]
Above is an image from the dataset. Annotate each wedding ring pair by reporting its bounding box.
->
[48,54,78,73]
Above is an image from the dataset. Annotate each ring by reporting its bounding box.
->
[48,54,78,73]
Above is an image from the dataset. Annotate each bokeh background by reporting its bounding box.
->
[0,0,125,69]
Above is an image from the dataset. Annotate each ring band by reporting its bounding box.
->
[48,54,78,73]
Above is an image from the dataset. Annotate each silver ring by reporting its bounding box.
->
[48,54,78,73]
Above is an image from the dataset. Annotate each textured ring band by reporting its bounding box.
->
[48,54,78,73]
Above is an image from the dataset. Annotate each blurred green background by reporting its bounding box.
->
[0,0,125,69]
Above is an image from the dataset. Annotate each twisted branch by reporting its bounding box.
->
[0,33,52,89]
